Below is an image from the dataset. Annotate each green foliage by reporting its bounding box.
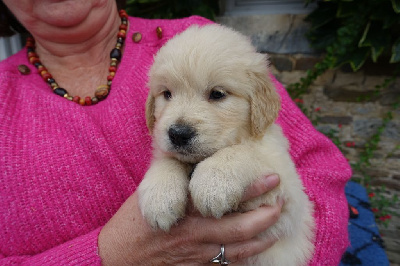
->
[306,0,400,70]
[289,0,400,98]
[125,0,219,20]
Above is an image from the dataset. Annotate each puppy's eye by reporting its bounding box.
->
[209,89,226,100]
[163,90,172,100]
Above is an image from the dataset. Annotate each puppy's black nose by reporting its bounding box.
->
[168,124,196,147]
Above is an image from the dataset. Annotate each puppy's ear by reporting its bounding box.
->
[145,94,156,134]
[249,71,281,138]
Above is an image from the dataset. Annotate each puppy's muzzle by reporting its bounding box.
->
[168,123,196,147]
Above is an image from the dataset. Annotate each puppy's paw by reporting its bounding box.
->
[139,185,187,231]
[138,167,189,231]
[189,161,244,218]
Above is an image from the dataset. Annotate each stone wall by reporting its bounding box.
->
[218,14,400,265]
[269,54,400,264]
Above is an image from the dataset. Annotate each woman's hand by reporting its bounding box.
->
[98,174,281,265]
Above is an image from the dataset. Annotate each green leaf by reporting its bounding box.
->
[359,22,391,62]
[392,0,400,13]
[337,2,358,18]
[306,26,337,50]
[338,47,370,71]
[382,15,400,29]
[192,4,215,20]
[305,3,337,30]
[390,38,400,63]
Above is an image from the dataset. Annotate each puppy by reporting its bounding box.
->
[138,24,315,266]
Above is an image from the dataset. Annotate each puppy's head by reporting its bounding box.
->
[146,24,280,163]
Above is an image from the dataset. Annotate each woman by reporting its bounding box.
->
[0,0,351,265]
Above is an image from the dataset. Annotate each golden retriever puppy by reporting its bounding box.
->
[138,24,315,266]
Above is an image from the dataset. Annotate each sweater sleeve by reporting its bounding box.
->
[0,228,102,266]
[273,76,352,265]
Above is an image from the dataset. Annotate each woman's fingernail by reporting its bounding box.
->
[264,174,280,188]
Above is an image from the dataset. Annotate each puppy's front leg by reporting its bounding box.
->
[190,142,269,218]
[138,156,192,231]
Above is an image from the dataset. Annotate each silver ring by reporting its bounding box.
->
[210,244,231,265]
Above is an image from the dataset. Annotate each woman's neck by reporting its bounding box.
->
[32,3,122,98]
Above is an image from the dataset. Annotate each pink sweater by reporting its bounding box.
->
[0,16,351,265]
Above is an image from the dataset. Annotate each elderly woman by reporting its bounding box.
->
[0,0,351,265]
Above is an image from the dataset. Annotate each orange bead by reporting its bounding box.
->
[37,65,47,72]
[26,41,35,48]
[29,57,40,64]
[79,98,85,105]
[27,52,37,58]
[41,72,52,81]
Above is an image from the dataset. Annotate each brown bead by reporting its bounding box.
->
[91,97,99,105]
[73,96,81,103]
[156,26,162,39]
[85,96,92,106]
[95,85,109,100]
[18,65,31,75]
[132,32,142,43]
[37,65,46,72]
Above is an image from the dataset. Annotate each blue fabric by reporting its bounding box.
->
[340,181,389,266]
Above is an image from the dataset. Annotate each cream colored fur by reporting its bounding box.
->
[138,24,315,266]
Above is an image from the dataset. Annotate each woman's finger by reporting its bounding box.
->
[241,174,280,202]
[193,203,283,244]
[201,236,277,264]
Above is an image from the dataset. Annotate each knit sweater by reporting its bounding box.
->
[0,16,352,265]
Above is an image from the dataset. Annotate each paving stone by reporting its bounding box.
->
[294,56,321,71]
[333,71,365,88]
[318,116,353,125]
[380,91,400,106]
[324,86,380,102]
[270,55,293,72]
[353,119,400,139]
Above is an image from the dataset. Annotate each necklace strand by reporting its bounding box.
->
[26,10,129,106]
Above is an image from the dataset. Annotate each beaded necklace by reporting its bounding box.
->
[26,10,129,106]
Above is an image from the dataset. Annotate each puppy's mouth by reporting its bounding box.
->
[165,123,207,163]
